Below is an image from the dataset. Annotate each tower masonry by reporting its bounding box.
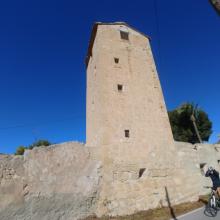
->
[85,23,177,216]
[86,22,173,150]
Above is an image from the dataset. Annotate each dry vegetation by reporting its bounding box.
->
[85,196,208,220]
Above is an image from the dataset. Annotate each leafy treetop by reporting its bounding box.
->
[168,103,212,144]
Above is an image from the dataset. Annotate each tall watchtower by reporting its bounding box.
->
[85,22,176,216]
[86,22,173,150]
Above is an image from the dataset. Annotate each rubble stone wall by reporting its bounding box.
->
[1,141,220,219]
[0,142,102,220]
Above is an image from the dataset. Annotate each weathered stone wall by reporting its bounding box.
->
[0,142,102,220]
[88,141,220,217]
[89,142,220,216]
[173,142,220,198]
[0,141,220,219]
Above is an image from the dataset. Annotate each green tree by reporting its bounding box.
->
[28,139,51,149]
[15,146,27,155]
[168,103,212,144]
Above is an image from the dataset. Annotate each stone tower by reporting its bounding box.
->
[86,23,175,216]
[86,22,173,149]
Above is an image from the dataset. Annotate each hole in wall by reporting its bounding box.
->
[114,58,119,64]
[139,168,146,178]
[200,163,206,169]
[199,163,207,175]
[124,130,130,138]
[193,145,198,150]
[117,84,123,92]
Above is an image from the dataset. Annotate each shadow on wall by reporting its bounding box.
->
[165,186,177,220]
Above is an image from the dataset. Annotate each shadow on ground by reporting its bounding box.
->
[165,186,177,220]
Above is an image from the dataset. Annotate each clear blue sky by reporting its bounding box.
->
[0,0,219,154]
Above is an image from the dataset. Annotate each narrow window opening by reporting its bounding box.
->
[139,168,146,178]
[117,84,123,92]
[114,58,119,64]
[218,160,220,164]
[125,130,130,138]
[120,31,129,40]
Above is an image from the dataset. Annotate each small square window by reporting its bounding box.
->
[114,58,119,64]
[125,130,130,138]
[120,31,129,40]
[117,84,123,92]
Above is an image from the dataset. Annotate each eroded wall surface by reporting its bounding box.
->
[90,141,220,217]
[0,142,220,219]
[0,142,101,220]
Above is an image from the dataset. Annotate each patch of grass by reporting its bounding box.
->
[84,196,209,220]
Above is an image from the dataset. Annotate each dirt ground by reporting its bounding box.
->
[84,196,208,220]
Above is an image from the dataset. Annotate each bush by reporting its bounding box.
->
[15,139,51,155]
[15,146,27,155]
[28,139,51,149]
